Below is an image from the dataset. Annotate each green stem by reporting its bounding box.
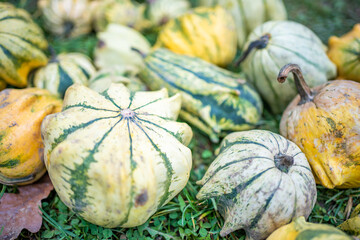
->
[235,34,271,66]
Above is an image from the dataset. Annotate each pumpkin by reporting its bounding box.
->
[38,0,94,38]
[154,6,237,67]
[0,88,62,185]
[278,64,360,189]
[93,0,149,32]
[196,130,317,239]
[30,52,96,98]
[147,0,190,27]
[198,0,287,48]
[94,24,151,71]
[88,66,146,93]
[267,216,352,240]
[0,3,48,88]
[41,83,193,227]
[328,24,360,82]
[338,204,360,236]
[238,20,337,114]
[139,48,262,142]
[0,80,6,91]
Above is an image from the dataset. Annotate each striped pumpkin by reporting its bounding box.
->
[197,130,317,239]
[0,88,62,185]
[0,3,48,88]
[30,52,96,98]
[198,0,287,48]
[38,0,94,38]
[89,66,146,93]
[154,6,237,67]
[139,48,262,142]
[41,83,193,227]
[147,0,190,26]
[239,21,337,114]
[328,24,360,82]
[268,217,352,240]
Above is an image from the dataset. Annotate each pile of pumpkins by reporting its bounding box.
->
[0,0,360,239]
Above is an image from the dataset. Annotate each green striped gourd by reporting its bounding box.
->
[89,66,146,93]
[41,83,193,228]
[0,3,48,88]
[139,48,262,142]
[30,52,96,98]
[197,130,317,239]
[239,20,337,114]
[198,0,287,48]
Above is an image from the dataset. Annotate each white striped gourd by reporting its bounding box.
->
[239,20,337,114]
[0,3,48,88]
[139,48,262,142]
[31,52,96,98]
[41,83,193,228]
[197,130,317,240]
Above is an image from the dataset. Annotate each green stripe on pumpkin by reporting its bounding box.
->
[0,158,20,168]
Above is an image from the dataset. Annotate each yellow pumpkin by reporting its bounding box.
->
[154,6,237,67]
[0,88,62,185]
[279,64,360,189]
[0,3,48,87]
[328,24,360,82]
[267,216,352,240]
[338,204,360,236]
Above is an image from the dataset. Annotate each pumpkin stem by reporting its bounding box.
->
[234,34,270,66]
[63,21,74,38]
[274,153,294,173]
[131,47,147,58]
[277,64,313,104]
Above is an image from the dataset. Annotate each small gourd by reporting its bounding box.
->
[88,66,146,93]
[328,24,360,82]
[238,21,337,114]
[197,130,317,240]
[338,204,360,236]
[0,88,62,185]
[0,3,48,87]
[38,0,94,38]
[267,216,352,240]
[94,24,151,71]
[154,6,237,67]
[41,83,192,227]
[279,64,360,189]
[139,48,262,142]
[30,52,96,98]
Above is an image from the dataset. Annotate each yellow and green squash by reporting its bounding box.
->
[0,3,48,88]
[279,64,360,189]
[41,83,193,227]
[30,52,96,98]
[238,21,337,114]
[0,88,62,185]
[268,216,352,240]
[328,24,360,82]
[139,48,262,142]
[197,130,317,239]
[154,6,237,67]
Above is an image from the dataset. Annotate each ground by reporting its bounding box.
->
[1,0,360,239]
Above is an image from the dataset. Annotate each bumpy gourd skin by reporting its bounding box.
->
[328,24,360,82]
[0,88,62,185]
[280,80,360,189]
[267,216,352,240]
[154,6,237,67]
[41,83,193,228]
[0,3,48,87]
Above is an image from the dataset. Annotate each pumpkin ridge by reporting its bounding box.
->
[260,50,280,103]
[131,118,174,207]
[0,15,28,23]
[292,165,312,174]
[249,174,282,229]
[57,65,75,98]
[132,97,164,111]
[63,103,119,113]
[136,112,172,121]
[219,140,271,154]
[270,131,281,153]
[50,114,121,151]
[203,156,274,186]
[65,116,124,213]
[0,31,45,51]
[101,90,123,110]
[77,65,91,79]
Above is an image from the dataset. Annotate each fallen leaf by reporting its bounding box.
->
[0,174,53,240]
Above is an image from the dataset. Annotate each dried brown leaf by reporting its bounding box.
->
[0,174,53,240]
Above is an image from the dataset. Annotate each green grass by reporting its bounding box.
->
[1,0,360,239]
